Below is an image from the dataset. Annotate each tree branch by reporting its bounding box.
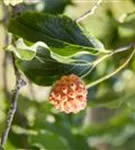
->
[75,0,102,23]
[0,53,26,148]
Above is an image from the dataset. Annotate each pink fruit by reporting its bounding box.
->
[49,74,88,114]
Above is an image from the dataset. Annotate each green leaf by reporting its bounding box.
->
[16,47,93,86]
[9,38,94,64]
[8,12,106,57]
[6,38,47,61]
[8,12,107,86]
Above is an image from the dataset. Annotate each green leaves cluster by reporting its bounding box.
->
[8,11,107,85]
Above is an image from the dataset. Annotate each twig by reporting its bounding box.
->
[0,53,26,148]
[75,0,103,23]
[2,52,28,148]
[81,43,135,78]
[86,46,135,88]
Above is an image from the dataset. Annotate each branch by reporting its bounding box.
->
[75,0,103,23]
[81,43,134,78]
[0,54,26,148]
[86,45,135,89]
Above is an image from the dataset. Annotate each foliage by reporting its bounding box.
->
[8,11,106,85]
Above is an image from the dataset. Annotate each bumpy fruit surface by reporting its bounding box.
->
[49,74,88,114]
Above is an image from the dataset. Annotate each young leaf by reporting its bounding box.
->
[6,38,48,61]
[8,38,95,64]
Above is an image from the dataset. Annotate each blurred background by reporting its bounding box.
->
[0,0,135,149]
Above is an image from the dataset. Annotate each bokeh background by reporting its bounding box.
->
[0,0,135,149]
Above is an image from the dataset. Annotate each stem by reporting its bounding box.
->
[75,0,102,23]
[81,43,134,78]
[86,46,135,89]
[0,54,26,148]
